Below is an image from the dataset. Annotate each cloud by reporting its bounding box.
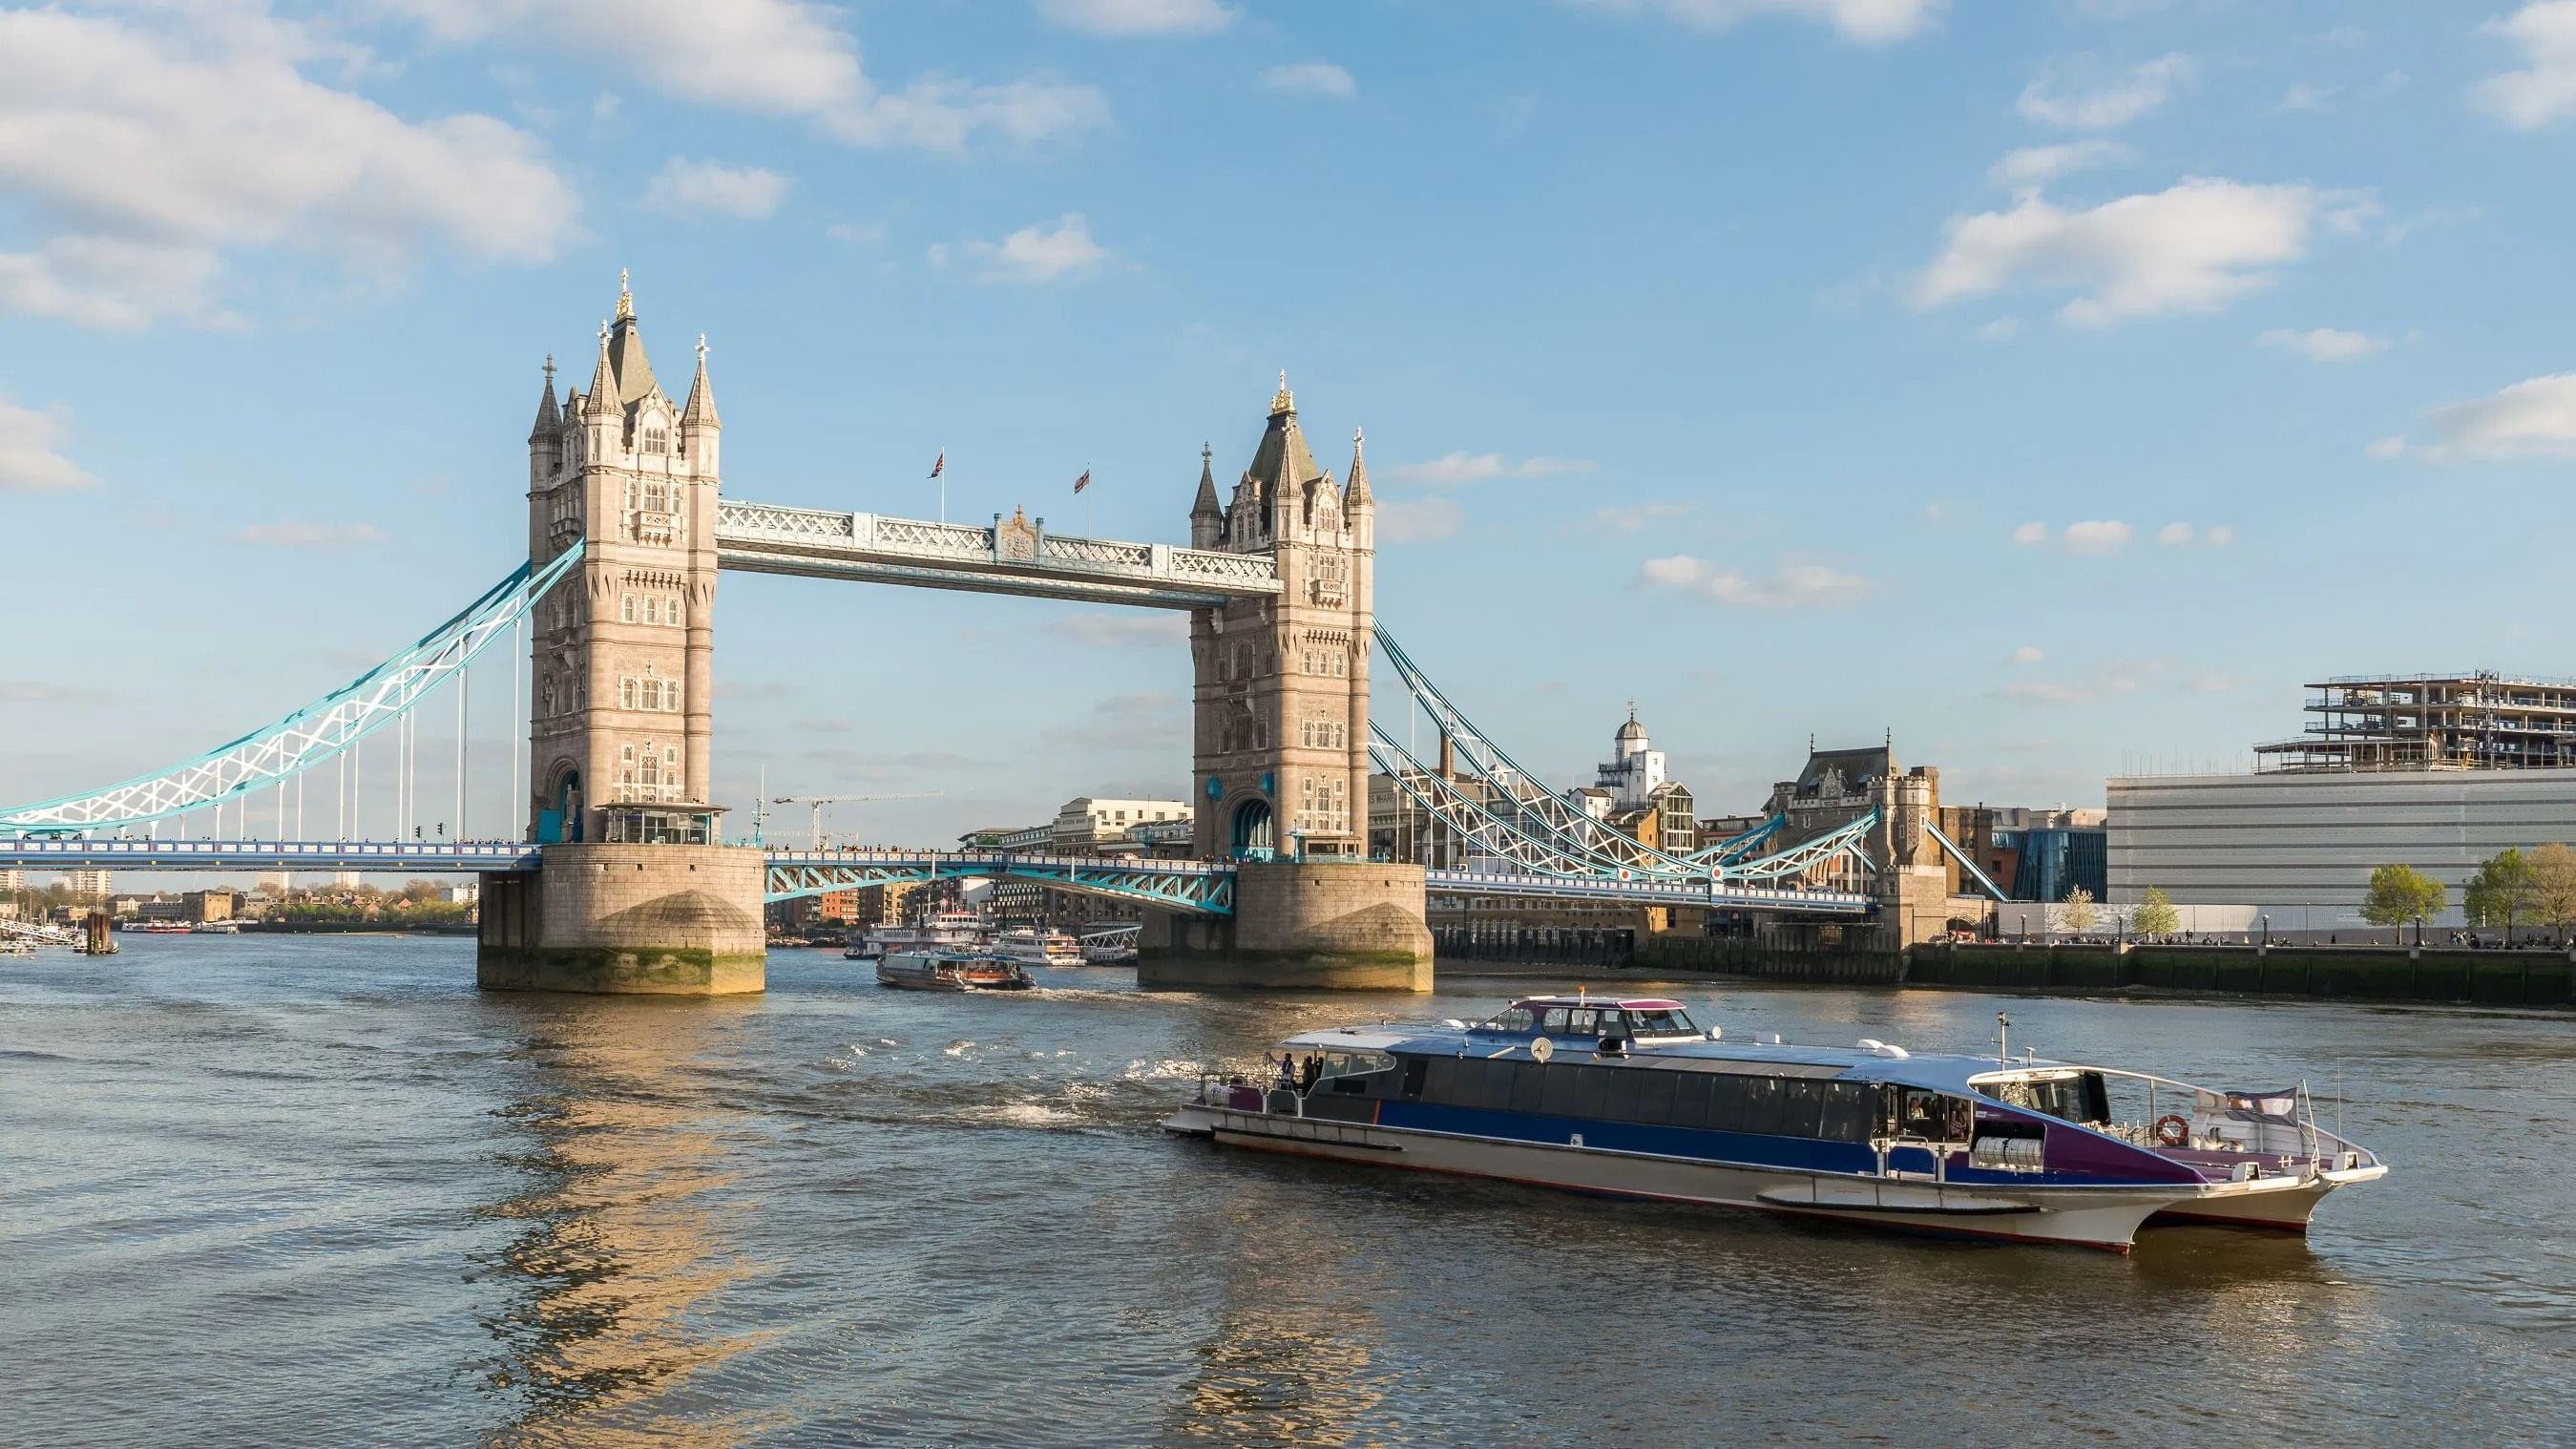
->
[928,213,1109,284]
[1579,0,1949,45]
[2255,326,2386,363]
[2371,372,2576,462]
[2011,645,2045,664]
[2018,52,2193,129]
[1914,179,2342,326]
[2062,520,2132,554]
[382,0,1107,153]
[642,158,790,220]
[2477,2,2576,129]
[1050,612,1189,646]
[0,6,574,327]
[1975,317,2027,343]
[1035,0,1236,34]
[228,520,389,549]
[0,680,115,705]
[1263,62,1356,98]
[1639,556,1870,608]
[2011,521,2049,546]
[0,396,98,492]
[1589,501,1696,533]
[2156,522,2234,547]
[1374,497,1465,543]
[1384,452,1597,485]
[1989,140,2128,191]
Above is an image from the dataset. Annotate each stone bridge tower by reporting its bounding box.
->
[1141,375,1432,990]
[478,275,765,996]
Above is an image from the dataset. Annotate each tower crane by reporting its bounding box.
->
[770,791,943,849]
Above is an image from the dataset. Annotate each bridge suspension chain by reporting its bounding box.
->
[0,544,584,835]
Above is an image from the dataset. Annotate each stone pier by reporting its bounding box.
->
[1139,859,1433,991]
[477,843,766,996]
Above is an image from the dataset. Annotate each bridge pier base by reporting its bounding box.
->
[477,843,767,996]
[1138,860,1432,992]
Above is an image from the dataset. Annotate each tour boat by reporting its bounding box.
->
[1079,927,1140,965]
[1165,996,2387,1253]
[993,928,1088,967]
[846,910,988,961]
[874,950,1033,993]
[189,921,241,934]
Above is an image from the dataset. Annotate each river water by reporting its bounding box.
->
[4,935,2571,1447]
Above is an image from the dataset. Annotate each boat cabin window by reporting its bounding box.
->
[1627,1007,1696,1037]
[1882,1087,1972,1143]
[1481,1006,1537,1033]
[1979,1072,2110,1127]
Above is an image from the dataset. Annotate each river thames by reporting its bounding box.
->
[5,935,2571,1447]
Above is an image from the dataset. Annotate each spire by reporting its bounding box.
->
[605,270,658,406]
[616,268,633,321]
[1269,369,1294,416]
[582,319,618,419]
[681,333,721,430]
[528,353,559,441]
[1345,426,1371,505]
[1190,441,1221,517]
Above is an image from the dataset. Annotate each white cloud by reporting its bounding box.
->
[1581,0,1948,45]
[2018,52,2193,129]
[1035,0,1236,34]
[2206,524,2236,547]
[1263,62,1357,99]
[929,214,1110,284]
[382,0,1107,153]
[1976,318,2026,343]
[2372,372,2576,462]
[1989,140,2128,191]
[2063,519,2132,554]
[1640,556,1871,609]
[1385,452,1597,486]
[2011,521,2049,546]
[2255,326,2386,363]
[2156,522,2193,546]
[1374,497,1464,544]
[1914,179,2337,326]
[2011,645,2045,664]
[643,158,790,220]
[2477,2,2576,129]
[0,6,574,327]
[1589,501,1696,532]
[0,396,96,492]
[229,520,389,549]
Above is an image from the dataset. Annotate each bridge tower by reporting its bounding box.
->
[1141,375,1432,990]
[476,275,766,996]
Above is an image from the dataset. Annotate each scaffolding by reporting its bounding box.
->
[2253,672,2576,773]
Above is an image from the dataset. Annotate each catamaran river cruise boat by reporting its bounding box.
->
[875,950,1032,993]
[1166,996,2387,1252]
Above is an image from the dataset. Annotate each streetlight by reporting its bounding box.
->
[2260,914,2270,950]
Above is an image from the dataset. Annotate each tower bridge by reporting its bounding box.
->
[2,278,1930,996]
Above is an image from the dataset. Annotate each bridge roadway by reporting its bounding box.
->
[0,840,1874,916]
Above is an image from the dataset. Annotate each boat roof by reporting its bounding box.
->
[1509,996,1686,1011]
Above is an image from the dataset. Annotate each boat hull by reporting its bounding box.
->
[2145,1164,2386,1232]
[1165,1103,2197,1252]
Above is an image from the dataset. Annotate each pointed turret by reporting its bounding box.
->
[1345,426,1371,506]
[681,333,720,430]
[1189,442,1222,548]
[606,267,658,407]
[529,354,560,442]
[1246,368,1323,514]
[582,319,618,420]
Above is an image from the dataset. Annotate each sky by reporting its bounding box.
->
[5,0,2576,854]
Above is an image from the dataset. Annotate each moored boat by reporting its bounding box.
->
[875,950,1033,992]
[994,928,1087,967]
[848,910,988,961]
[1165,996,2387,1252]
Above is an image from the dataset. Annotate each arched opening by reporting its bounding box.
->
[1230,798,1274,860]
[539,767,583,844]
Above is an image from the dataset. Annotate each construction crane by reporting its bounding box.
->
[770,791,943,849]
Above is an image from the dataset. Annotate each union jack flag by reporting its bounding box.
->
[929,450,944,479]
[1073,469,1090,494]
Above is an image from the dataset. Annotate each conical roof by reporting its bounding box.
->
[681,334,720,430]
[607,270,658,407]
[1244,370,1322,496]
[1190,442,1221,517]
[528,354,559,441]
[1345,427,1371,504]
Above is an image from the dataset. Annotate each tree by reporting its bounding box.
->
[2462,848,2539,945]
[2361,864,2445,940]
[2055,885,2098,936]
[2132,886,2180,939]
[2530,843,2576,945]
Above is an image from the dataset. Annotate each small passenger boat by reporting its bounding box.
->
[875,950,1033,992]
[993,928,1087,967]
[1165,996,2387,1252]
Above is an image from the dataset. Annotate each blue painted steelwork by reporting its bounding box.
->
[762,848,1235,914]
[0,838,541,872]
[1690,812,1783,864]
[0,544,586,836]
[1919,819,2011,903]
[1369,725,1672,880]
[1424,867,1872,914]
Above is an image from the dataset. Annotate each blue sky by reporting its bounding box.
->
[5,0,2576,850]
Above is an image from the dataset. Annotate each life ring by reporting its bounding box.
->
[2152,1114,2189,1147]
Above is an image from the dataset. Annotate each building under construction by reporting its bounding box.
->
[2253,672,2576,773]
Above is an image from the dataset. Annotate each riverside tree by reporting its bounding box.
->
[2361,864,2446,941]
[2462,848,2539,945]
[2531,843,2576,945]
[2132,886,2180,938]
[2056,885,2098,936]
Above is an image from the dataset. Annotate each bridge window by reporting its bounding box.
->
[642,423,668,454]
